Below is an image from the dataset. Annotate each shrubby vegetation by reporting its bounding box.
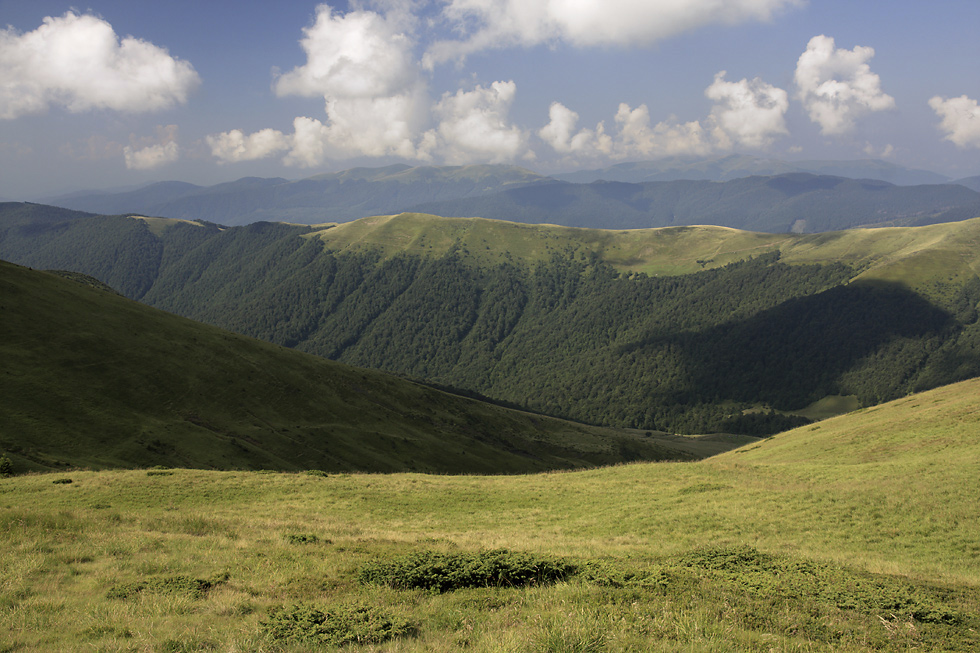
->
[262,602,417,647]
[358,549,575,592]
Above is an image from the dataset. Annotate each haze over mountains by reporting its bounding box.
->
[42,156,980,232]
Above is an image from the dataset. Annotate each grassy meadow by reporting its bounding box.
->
[3,378,979,651]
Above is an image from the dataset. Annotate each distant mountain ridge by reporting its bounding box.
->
[552,154,951,185]
[45,164,550,226]
[40,157,979,231]
[407,174,980,233]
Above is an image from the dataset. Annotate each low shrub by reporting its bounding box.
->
[679,545,959,624]
[106,575,223,600]
[262,602,417,647]
[358,549,575,592]
[51,478,72,484]
[284,533,323,545]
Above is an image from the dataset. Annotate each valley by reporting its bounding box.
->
[2,167,980,652]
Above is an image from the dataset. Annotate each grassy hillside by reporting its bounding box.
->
[3,205,980,435]
[2,379,978,651]
[0,260,721,474]
[310,212,980,289]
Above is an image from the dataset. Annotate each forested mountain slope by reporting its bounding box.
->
[0,259,709,474]
[3,204,979,435]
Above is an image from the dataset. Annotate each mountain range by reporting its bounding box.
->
[40,157,980,232]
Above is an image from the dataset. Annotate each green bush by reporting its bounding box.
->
[106,575,219,600]
[284,533,322,545]
[262,603,416,647]
[678,545,959,624]
[51,477,72,484]
[358,549,575,592]
[0,454,12,477]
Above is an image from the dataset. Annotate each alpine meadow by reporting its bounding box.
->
[3,0,980,651]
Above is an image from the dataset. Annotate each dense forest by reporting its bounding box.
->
[3,203,980,435]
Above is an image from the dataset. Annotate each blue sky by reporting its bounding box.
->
[1,0,978,199]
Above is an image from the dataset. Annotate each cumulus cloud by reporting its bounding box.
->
[794,34,894,135]
[426,0,803,66]
[705,71,789,149]
[206,128,290,163]
[0,11,200,119]
[538,102,611,156]
[275,6,416,99]
[614,104,712,158]
[124,125,180,170]
[283,116,333,167]
[272,4,427,160]
[929,95,980,149]
[538,101,712,161]
[420,81,529,164]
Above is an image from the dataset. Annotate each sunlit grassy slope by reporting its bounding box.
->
[0,259,728,474]
[2,378,978,651]
[311,212,980,294]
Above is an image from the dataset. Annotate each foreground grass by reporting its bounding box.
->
[3,379,980,651]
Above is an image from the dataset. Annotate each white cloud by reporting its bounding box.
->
[420,81,530,164]
[863,142,894,158]
[613,104,712,158]
[271,4,427,161]
[929,95,980,149]
[124,125,180,170]
[426,0,803,66]
[275,6,417,99]
[538,102,612,156]
[538,102,713,161]
[283,116,332,168]
[705,71,788,149]
[794,34,894,135]
[206,128,290,163]
[0,11,199,119]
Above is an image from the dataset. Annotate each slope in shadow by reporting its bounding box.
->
[629,281,958,410]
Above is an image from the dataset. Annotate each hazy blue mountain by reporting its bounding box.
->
[406,174,980,233]
[46,164,550,226]
[954,175,980,192]
[44,181,204,215]
[553,155,950,186]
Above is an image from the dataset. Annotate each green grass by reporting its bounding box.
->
[2,378,979,650]
[310,213,980,300]
[0,259,724,474]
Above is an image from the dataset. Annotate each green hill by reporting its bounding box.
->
[0,260,723,474]
[2,205,980,435]
[2,378,978,650]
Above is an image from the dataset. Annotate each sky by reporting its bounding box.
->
[1,0,978,199]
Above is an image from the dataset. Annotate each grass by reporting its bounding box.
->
[310,213,980,299]
[2,377,979,650]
